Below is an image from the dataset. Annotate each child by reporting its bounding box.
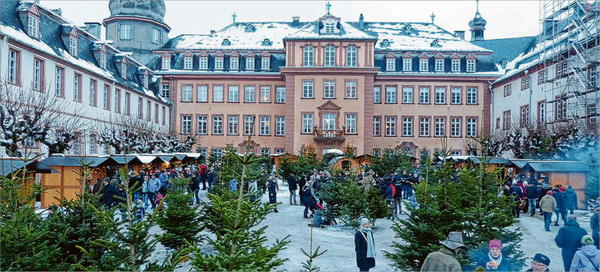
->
[155,193,164,210]
[134,199,145,222]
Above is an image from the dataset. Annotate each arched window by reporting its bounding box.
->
[346,46,357,67]
[325,45,335,67]
[303,46,314,66]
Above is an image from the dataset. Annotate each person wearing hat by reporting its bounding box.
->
[569,235,599,271]
[420,231,466,272]
[355,218,376,272]
[476,239,513,271]
[555,214,588,272]
[539,190,557,231]
[525,253,551,272]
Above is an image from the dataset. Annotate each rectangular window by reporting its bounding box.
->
[373,116,381,136]
[276,87,286,103]
[302,81,314,98]
[385,116,396,136]
[197,116,208,134]
[55,66,63,96]
[152,29,161,44]
[521,76,531,90]
[146,100,151,121]
[99,53,106,69]
[451,118,461,137]
[8,49,20,84]
[260,148,270,155]
[434,87,446,104]
[199,57,208,70]
[161,84,170,99]
[435,59,444,72]
[403,58,412,72]
[197,85,208,102]
[162,57,170,70]
[520,105,530,127]
[213,116,223,134]
[345,81,357,99]
[419,87,430,104]
[260,86,270,102]
[137,98,143,119]
[33,58,43,91]
[120,24,131,40]
[322,113,335,130]
[386,58,396,71]
[466,88,477,104]
[504,84,512,97]
[215,57,224,70]
[261,57,270,70]
[89,79,97,106]
[114,89,121,113]
[451,87,461,104]
[451,58,460,72]
[227,116,239,135]
[212,149,223,158]
[244,115,254,135]
[162,106,166,125]
[182,85,193,102]
[103,84,110,110]
[538,101,546,124]
[246,57,255,70]
[184,57,192,70]
[28,16,38,37]
[302,113,313,134]
[213,85,224,102]
[434,117,445,137]
[589,65,598,87]
[419,58,428,72]
[88,136,96,154]
[345,114,357,134]
[230,57,239,70]
[324,81,335,99]
[244,86,255,102]
[402,87,413,103]
[373,86,381,103]
[125,93,130,115]
[275,116,285,136]
[466,118,477,137]
[385,86,397,103]
[502,110,511,130]
[419,117,430,137]
[402,116,413,136]
[259,116,270,135]
[466,59,476,72]
[182,115,192,134]
[228,85,239,102]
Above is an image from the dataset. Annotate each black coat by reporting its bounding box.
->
[525,185,538,199]
[555,220,588,267]
[100,183,116,207]
[354,230,376,269]
[288,175,298,191]
[552,189,566,210]
[564,189,577,209]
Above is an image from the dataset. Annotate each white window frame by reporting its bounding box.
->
[345,114,357,134]
[246,56,255,70]
[451,59,460,72]
[244,86,255,102]
[89,80,96,106]
[386,58,396,71]
[322,113,336,130]
[120,24,131,40]
[385,117,396,136]
[419,117,430,137]
[244,116,254,135]
[215,57,224,70]
[302,113,313,134]
[466,88,477,104]
[435,87,446,104]
[435,118,445,137]
[324,81,335,99]
[402,117,413,137]
[152,29,161,44]
[435,59,444,72]
[385,86,397,103]
[184,57,193,70]
[182,85,193,102]
[199,57,208,70]
[259,116,270,135]
[346,46,357,67]
[451,87,461,104]
[161,57,170,70]
[103,84,109,109]
[302,81,314,98]
[324,46,335,67]
[402,87,413,103]
[345,81,357,99]
[466,59,476,72]
[325,23,335,34]
[260,86,270,102]
[403,58,412,72]
[419,87,430,104]
[373,116,381,136]
[55,66,63,96]
[419,58,428,72]
[228,85,239,102]
[228,116,238,135]
[213,85,224,102]
[275,116,285,136]
[182,115,192,134]
[28,16,38,38]
[33,59,41,91]
[213,116,223,134]
[230,57,239,70]
[74,74,80,101]
[303,46,314,66]
[276,87,286,103]
[373,86,381,103]
[161,84,170,99]
[466,118,477,137]
[197,85,208,102]
[69,37,77,56]
[261,57,270,70]
[451,118,461,137]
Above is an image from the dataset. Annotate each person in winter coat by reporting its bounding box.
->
[509,180,523,218]
[555,214,588,272]
[141,175,149,208]
[267,174,279,213]
[420,231,466,272]
[355,218,376,272]
[385,183,395,219]
[476,239,513,271]
[301,184,316,218]
[206,169,215,191]
[525,253,551,272]
[228,178,238,192]
[591,207,599,249]
[538,183,552,215]
[100,178,116,207]
[552,186,567,226]
[539,190,557,231]
[288,174,298,205]
[564,185,578,215]
[525,181,538,216]
[148,174,161,209]
[569,235,599,272]
[191,172,201,205]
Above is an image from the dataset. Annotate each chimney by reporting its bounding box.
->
[84,22,102,39]
[210,30,216,35]
[292,16,300,27]
[358,14,364,29]
[454,30,465,40]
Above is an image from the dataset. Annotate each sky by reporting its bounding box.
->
[41,0,541,41]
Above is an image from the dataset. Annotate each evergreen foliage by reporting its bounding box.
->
[156,177,203,250]
[301,224,327,272]
[368,150,413,177]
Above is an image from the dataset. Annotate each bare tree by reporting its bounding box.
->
[0,80,85,157]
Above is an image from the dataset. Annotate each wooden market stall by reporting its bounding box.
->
[521,161,589,208]
[111,155,144,173]
[1,158,55,178]
[39,155,118,208]
[329,156,362,172]
[272,153,297,171]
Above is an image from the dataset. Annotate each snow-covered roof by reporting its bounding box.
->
[286,21,375,40]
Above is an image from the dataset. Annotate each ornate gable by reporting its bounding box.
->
[317,100,341,110]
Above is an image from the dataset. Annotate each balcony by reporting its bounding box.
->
[313,128,346,143]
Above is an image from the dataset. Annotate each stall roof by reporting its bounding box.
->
[110,155,143,165]
[507,159,529,169]
[525,161,589,172]
[41,155,118,168]
[0,159,56,176]
[137,155,160,164]
[158,155,176,162]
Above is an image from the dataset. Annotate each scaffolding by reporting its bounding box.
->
[538,0,599,131]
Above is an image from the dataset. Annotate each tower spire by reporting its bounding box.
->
[326,0,331,15]
[476,0,479,14]
[430,12,436,24]
[232,12,237,23]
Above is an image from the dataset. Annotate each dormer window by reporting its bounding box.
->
[466,59,476,72]
[402,55,412,72]
[451,58,460,72]
[184,56,193,70]
[386,57,396,72]
[435,58,444,72]
[419,56,429,72]
[143,74,148,89]
[69,36,77,56]
[152,29,161,44]
[261,38,272,47]
[230,54,239,70]
[121,61,127,79]
[28,15,39,38]
[431,39,441,47]
[215,54,224,70]
[325,23,335,34]
[261,56,270,70]
[244,24,256,32]
[161,56,170,70]
[222,39,231,46]
[199,53,208,70]
[246,54,255,70]
[99,53,106,69]
[380,39,390,48]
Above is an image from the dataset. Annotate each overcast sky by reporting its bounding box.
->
[41,0,541,40]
